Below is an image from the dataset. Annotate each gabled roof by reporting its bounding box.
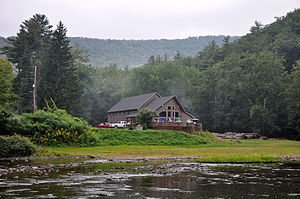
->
[107,92,159,113]
[145,96,173,110]
[146,95,194,118]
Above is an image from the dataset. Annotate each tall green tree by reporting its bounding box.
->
[286,60,300,138]
[0,58,15,108]
[39,21,82,114]
[193,40,220,70]
[2,14,52,113]
[136,108,157,126]
[211,53,249,132]
[244,52,286,136]
[71,44,94,121]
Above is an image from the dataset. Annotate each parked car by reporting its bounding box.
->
[95,122,110,128]
[110,121,127,128]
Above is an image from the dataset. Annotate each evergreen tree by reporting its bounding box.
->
[2,14,52,113]
[194,40,220,70]
[39,21,82,114]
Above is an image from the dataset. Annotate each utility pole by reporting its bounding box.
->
[33,65,37,113]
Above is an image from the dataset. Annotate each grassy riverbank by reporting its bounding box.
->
[44,139,300,159]
[92,129,223,145]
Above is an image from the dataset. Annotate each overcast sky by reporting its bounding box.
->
[1,0,299,40]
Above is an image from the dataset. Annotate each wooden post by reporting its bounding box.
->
[33,65,37,113]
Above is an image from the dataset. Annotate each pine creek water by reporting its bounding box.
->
[0,158,299,199]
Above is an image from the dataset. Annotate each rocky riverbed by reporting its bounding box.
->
[1,155,300,177]
[1,156,300,198]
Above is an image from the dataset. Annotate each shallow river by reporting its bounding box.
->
[0,158,299,198]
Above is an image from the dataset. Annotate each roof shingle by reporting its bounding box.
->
[107,92,158,113]
[145,96,173,110]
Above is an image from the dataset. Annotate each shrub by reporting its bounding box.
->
[136,109,157,126]
[17,109,89,136]
[143,123,148,130]
[17,109,96,146]
[28,128,97,146]
[0,107,18,135]
[129,122,134,130]
[0,135,36,158]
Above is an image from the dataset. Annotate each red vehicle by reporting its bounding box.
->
[95,122,110,128]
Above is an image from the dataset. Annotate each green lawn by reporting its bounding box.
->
[46,139,300,158]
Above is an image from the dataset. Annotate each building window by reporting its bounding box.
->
[168,112,171,117]
[159,111,166,117]
[168,106,171,110]
[175,112,179,117]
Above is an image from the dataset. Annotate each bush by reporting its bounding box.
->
[143,123,148,130]
[129,122,134,130]
[17,109,89,136]
[28,128,97,146]
[0,107,18,135]
[0,135,36,158]
[136,109,157,126]
[17,109,97,146]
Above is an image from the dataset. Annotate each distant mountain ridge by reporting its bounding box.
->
[70,36,239,67]
[0,35,239,67]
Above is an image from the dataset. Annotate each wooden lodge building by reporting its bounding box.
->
[107,92,196,123]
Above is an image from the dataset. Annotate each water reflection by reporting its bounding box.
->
[0,159,299,198]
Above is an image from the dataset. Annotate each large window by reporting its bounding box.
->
[168,112,171,117]
[175,112,179,117]
[159,111,166,117]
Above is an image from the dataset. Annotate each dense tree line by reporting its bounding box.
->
[1,10,300,140]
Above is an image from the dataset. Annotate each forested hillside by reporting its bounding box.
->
[69,36,239,67]
[1,35,239,67]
